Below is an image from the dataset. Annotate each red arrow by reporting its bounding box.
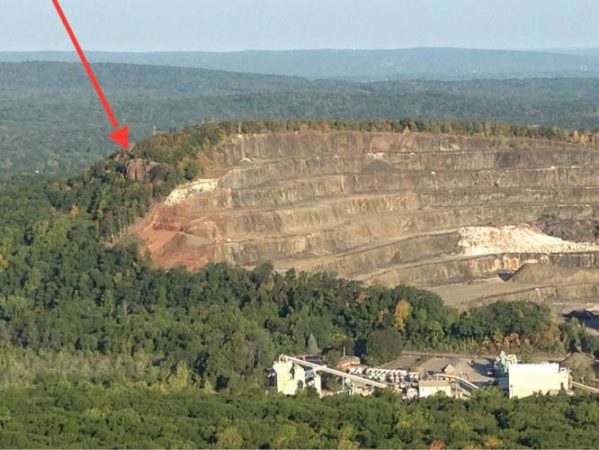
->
[51,0,129,153]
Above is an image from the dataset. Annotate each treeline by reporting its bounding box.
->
[136,118,599,164]
[36,119,597,239]
[4,61,599,178]
[0,381,598,449]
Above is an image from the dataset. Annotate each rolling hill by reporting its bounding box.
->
[3,61,599,179]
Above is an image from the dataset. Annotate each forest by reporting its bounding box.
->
[4,62,599,178]
[1,383,598,449]
[1,120,599,447]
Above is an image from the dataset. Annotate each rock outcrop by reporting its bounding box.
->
[124,158,158,181]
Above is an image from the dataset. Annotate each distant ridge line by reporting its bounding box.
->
[1,48,599,81]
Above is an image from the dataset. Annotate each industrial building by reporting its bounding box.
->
[493,352,572,398]
[418,380,452,398]
[271,352,585,400]
[272,357,323,397]
[507,363,571,398]
[272,355,390,397]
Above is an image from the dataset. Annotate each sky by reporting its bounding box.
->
[2,0,599,52]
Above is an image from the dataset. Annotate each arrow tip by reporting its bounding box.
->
[109,125,129,152]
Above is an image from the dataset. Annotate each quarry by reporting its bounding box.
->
[132,130,599,310]
[270,351,599,399]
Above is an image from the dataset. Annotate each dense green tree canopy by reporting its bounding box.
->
[0,382,597,449]
[0,121,598,448]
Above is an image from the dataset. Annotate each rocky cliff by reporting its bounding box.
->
[131,130,599,308]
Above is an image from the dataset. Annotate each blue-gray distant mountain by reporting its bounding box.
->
[2,48,599,80]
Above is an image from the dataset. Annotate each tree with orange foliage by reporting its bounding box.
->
[429,440,446,450]
[484,436,502,449]
[394,300,411,332]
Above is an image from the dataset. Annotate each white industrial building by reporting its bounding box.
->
[272,359,322,396]
[507,363,571,398]
[418,380,452,398]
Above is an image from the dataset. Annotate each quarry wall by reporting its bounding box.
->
[133,131,599,307]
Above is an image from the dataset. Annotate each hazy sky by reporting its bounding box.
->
[2,0,599,52]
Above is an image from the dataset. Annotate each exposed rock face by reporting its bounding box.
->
[131,131,599,308]
[124,158,158,181]
[535,216,599,243]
